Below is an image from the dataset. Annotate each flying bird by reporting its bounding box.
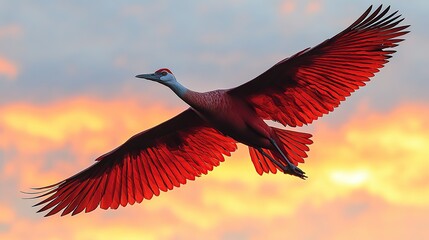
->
[28,5,409,216]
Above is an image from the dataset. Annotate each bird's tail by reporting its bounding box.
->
[248,128,313,175]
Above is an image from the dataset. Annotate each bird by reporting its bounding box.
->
[27,5,409,217]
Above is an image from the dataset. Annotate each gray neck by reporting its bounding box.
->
[164,80,188,98]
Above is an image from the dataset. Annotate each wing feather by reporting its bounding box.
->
[30,108,237,216]
[228,5,409,127]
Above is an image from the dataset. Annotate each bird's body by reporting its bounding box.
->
[182,89,272,148]
[27,5,409,217]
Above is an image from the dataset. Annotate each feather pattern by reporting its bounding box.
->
[29,109,237,216]
[228,5,409,127]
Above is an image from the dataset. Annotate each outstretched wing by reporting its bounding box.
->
[29,108,237,216]
[228,5,409,127]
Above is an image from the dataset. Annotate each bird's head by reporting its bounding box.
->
[135,68,176,85]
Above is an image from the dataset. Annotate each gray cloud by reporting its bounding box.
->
[0,1,426,120]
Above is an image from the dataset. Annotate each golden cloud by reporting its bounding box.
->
[311,103,429,206]
[0,97,182,187]
[0,98,428,239]
[0,97,180,151]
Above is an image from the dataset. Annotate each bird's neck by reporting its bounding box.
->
[165,80,204,109]
[165,80,189,99]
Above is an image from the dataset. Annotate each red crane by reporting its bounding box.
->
[28,5,409,216]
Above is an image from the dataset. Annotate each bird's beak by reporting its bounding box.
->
[135,72,162,81]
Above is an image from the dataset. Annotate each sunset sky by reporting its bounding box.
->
[1,1,429,239]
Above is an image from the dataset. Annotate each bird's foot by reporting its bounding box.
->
[267,138,307,179]
[283,164,307,180]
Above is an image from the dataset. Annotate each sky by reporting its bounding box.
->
[1,0,428,239]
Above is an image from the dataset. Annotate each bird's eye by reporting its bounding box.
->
[161,71,168,76]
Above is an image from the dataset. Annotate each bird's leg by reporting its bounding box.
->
[257,148,287,171]
[257,148,306,179]
[269,138,307,179]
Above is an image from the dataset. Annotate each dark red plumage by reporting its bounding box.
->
[229,5,409,127]
[27,5,409,216]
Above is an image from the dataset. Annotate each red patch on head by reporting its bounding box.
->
[155,68,173,74]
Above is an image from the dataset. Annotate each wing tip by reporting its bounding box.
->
[349,5,408,32]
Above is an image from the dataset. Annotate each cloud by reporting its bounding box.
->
[0,25,20,80]
[0,202,15,225]
[0,97,179,151]
[0,24,23,39]
[311,103,429,206]
[0,57,18,80]
[306,0,322,14]
[280,1,296,14]
[0,97,182,187]
[0,98,428,239]
[279,1,323,15]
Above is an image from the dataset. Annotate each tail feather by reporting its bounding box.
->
[249,147,278,175]
[248,128,313,175]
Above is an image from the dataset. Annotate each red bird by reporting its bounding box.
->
[28,5,408,216]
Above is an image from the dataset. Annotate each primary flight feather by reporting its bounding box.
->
[28,5,409,216]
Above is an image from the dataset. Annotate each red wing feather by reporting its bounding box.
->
[228,5,409,127]
[29,108,237,216]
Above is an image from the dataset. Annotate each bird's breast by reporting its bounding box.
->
[188,91,271,148]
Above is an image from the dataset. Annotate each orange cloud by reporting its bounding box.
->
[0,97,182,187]
[310,103,429,206]
[0,202,15,225]
[1,98,428,239]
[0,57,18,80]
[0,97,179,151]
